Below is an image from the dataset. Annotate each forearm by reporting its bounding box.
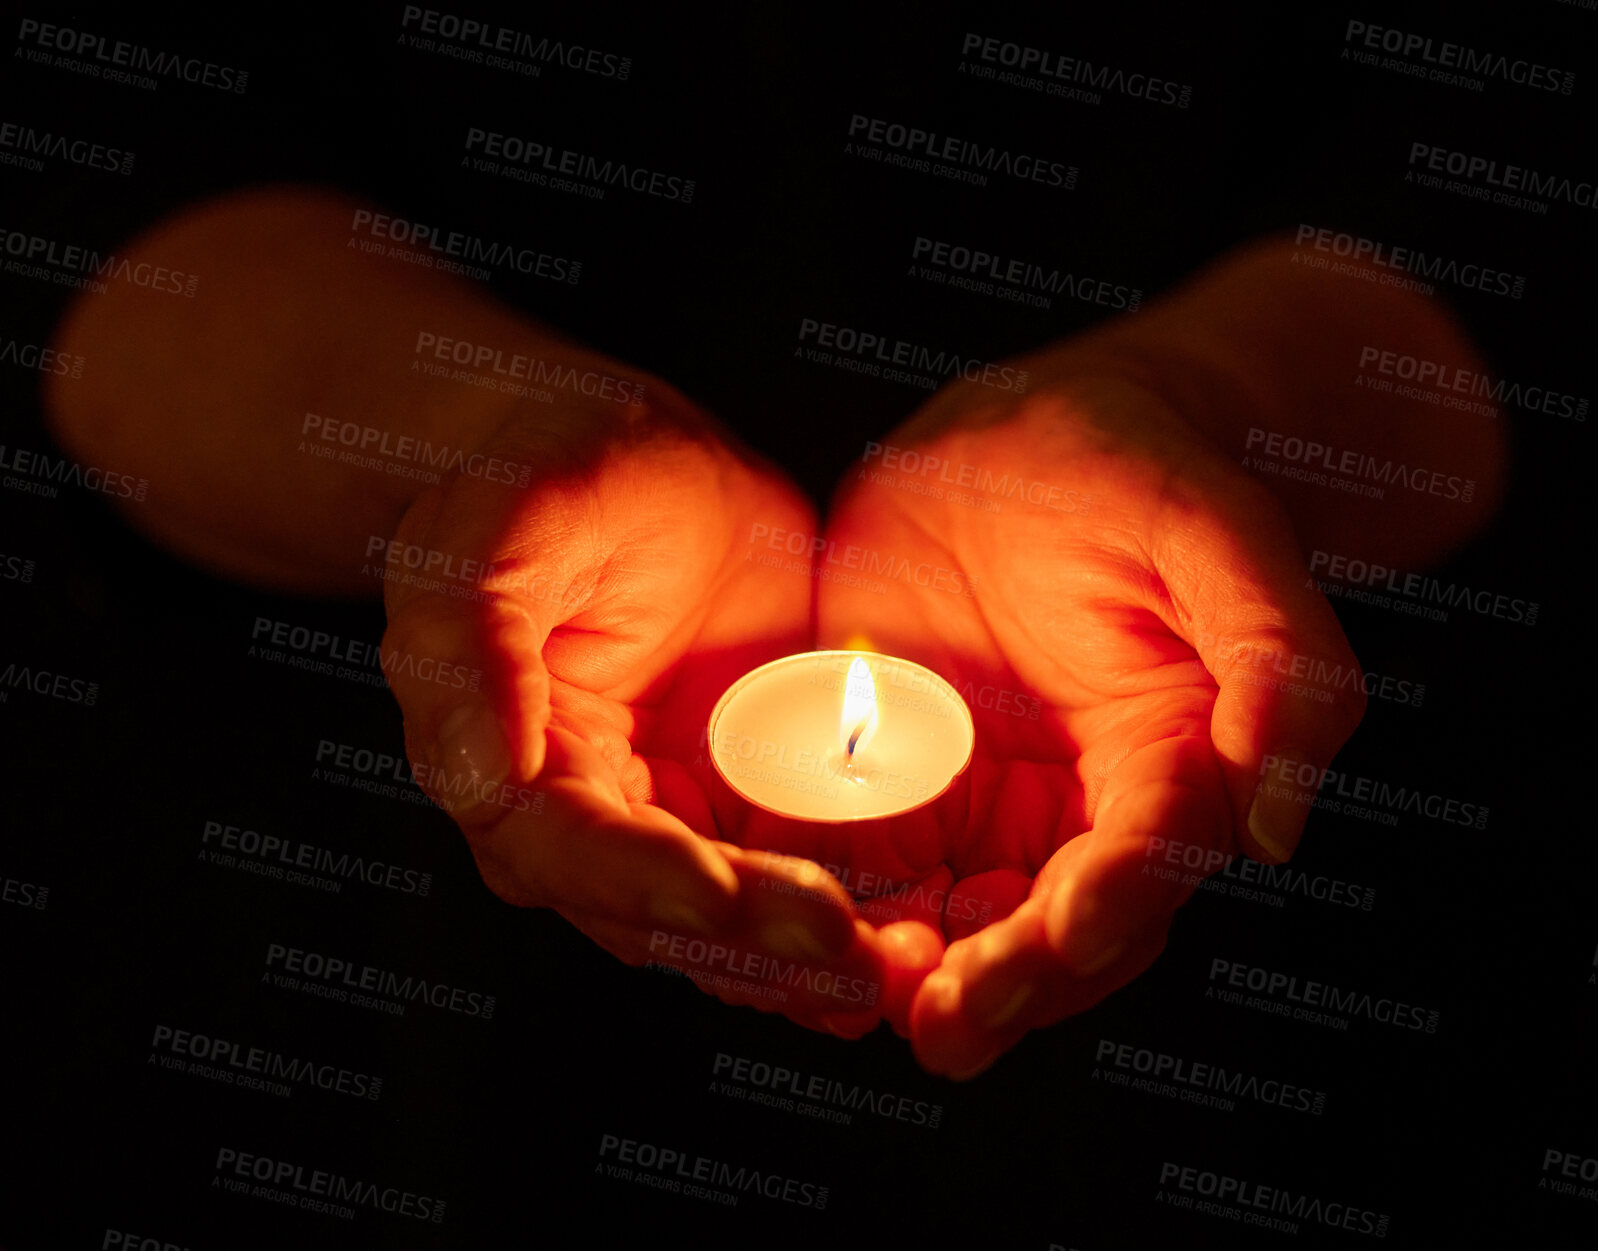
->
[43,186,686,595]
[1037,236,1509,568]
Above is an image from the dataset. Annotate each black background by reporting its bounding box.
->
[1,4,1594,1248]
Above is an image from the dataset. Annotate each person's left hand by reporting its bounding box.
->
[808,366,1368,1078]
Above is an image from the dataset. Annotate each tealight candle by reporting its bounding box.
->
[707,651,974,822]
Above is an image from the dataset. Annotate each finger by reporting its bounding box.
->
[876,920,945,1039]
[378,446,754,932]
[384,587,553,816]
[1042,734,1230,976]
[910,898,1059,1079]
[379,410,624,797]
[716,845,861,963]
[815,921,889,1040]
[572,909,884,1032]
[907,736,1226,1077]
[457,729,740,930]
[910,898,1169,1080]
[848,864,953,931]
[1153,473,1368,863]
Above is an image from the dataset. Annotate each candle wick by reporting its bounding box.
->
[846,716,871,758]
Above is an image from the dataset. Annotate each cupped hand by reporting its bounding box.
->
[381,396,883,1036]
[813,367,1367,1076]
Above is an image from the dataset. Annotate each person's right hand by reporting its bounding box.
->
[35,183,884,1038]
[379,394,887,1037]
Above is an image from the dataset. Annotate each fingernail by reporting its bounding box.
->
[977,982,1033,1029]
[757,921,833,963]
[1248,747,1317,864]
[434,703,512,797]
[648,897,714,936]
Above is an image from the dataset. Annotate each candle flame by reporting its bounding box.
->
[840,657,878,761]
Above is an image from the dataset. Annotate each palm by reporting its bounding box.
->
[522,447,817,828]
[816,386,1230,903]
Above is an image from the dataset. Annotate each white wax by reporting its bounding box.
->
[708,651,974,822]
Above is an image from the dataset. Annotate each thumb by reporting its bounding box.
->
[375,458,578,822]
[1159,475,1368,864]
[372,449,746,930]
[381,587,552,823]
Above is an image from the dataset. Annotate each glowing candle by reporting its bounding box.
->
[707,651,974,821]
